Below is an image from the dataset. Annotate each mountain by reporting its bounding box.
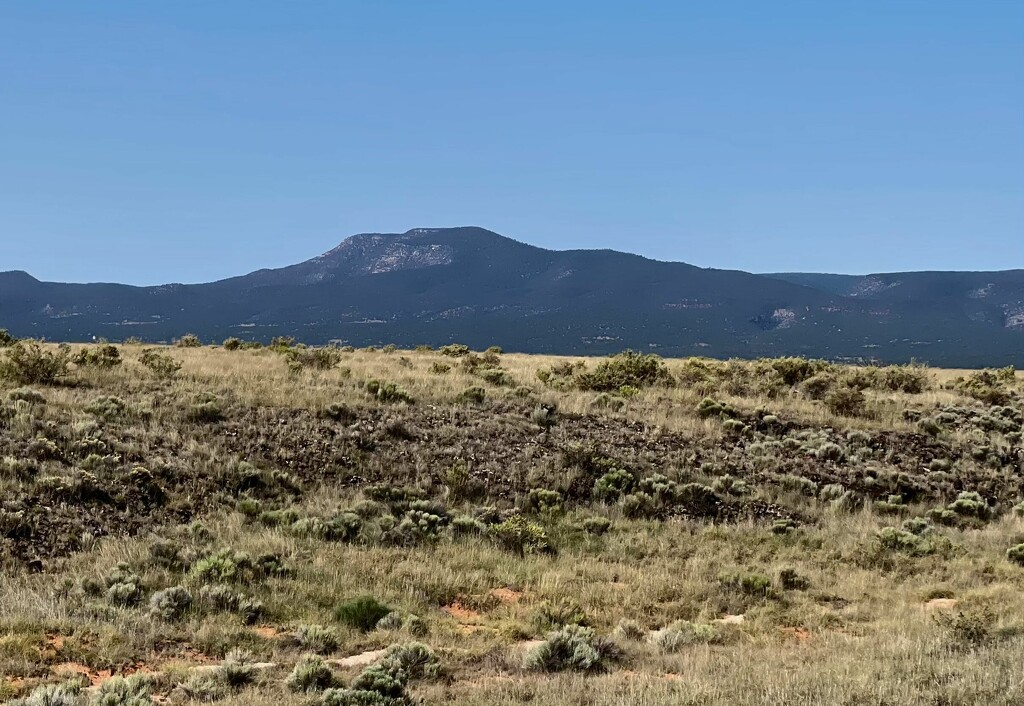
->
[2,227,1022,366]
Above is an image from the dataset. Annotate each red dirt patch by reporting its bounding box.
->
[490,588,524,604]
[52,662,113,687]
[251,626,282,639]
[444,601,484,622]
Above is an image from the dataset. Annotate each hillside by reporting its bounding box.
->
[2,227,1022,366]
[1,343,1023,705]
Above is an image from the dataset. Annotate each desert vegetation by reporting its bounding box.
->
[1,337,1023,704]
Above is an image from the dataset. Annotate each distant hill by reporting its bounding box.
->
[2,227,1022,366]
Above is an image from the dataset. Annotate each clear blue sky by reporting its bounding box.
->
[1,1,1021,284]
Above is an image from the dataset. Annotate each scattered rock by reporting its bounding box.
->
[714,614,745,625]
[924,598,959,611]
[329,649,388,668]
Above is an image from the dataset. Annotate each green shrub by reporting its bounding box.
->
[185,394,225,424]
[296,624,340,655]
[612,619,646,641]
[174,673,229,703]
[221,649,257,689]
[0,329,14,347]
[72,344,122,369]
[523,625,617,673]
[439,344,471,358]
[576,351,670,392]
[378,641,441,681]
[284,347,342,371]
[334,595,393,632]
[490,515,553,555]
[92,674,153,706]
[824,387,866,417]
[882,365,929,393]
[934,607,996,646]
[149,586,192,620]
[721,571,774,598]
[778,567,810,590]
[9,682,83,706]
[8,387,46,405]
[877,527,930,555]
[102,562,144,606]
[649,620,718,652]
[1007,544,1024,566]
[478,368,513,386]
[286,654,336,693]
[531,403,558,431]
[0,340,71,385]
[696,397,737,419]
[582,516,612,535]
[525,488,562,514]
[199,584,264,624]
[947,491,993,521]
[768,357,827,386]
[85,395,129,421]
[174,334,202,348]
[456,386,485,404]
[139,350,181,378]
[366,379,414,404]
[222,338,242,350]
[592,469,635,502]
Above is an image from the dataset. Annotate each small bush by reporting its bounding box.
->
[334,595,393,632]
[286,654,336,693]
[439,344,471,357]
[379,641,441,681]
[72,344,122,369]
[221,649,257,689]
[877,527,930,555]
[824,387,867,417]
[1007,544,1024,566]
[721,571,774,598]
[85,395,129,421]
[366,379,414,404]
[8,387,46,405]
[0,329,14,347]
[149,586,192,620]
[457,386,485,404]
[582,516,612,535]
[174,334,202,348]
[934,607,996,647]
[490,515,553,555]
[296,624,340,655]
[524,625,617,673]
[592,469,635,502]
[576,351,671,392]
[612,619,646,641]
[139,350,181,378]
[9,682,83,706]
[531,403,558,431]
[649,620,718,652]
[525,488,563,514]
[778,568,810,591]
[92,674,153,706]
[0,340,71,385]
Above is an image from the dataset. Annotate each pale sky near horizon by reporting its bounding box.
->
[1,1,1021,284]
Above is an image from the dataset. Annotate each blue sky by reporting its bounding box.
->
[1,1,1021,284]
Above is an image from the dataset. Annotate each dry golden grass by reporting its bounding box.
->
[1,343,1022,704]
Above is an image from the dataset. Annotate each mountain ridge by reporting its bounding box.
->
[2,227,1022,366]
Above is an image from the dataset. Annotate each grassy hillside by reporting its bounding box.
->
[1,338,1023,705]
